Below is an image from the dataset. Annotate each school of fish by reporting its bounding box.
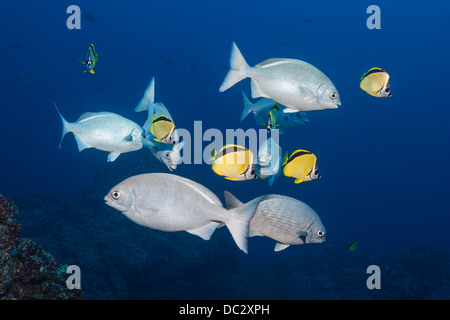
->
[55,42,390,253]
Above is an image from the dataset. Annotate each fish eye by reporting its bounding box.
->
[112,191,120,200]
[251,169,255,175]
[317,230,325,237]
[385,88,390,93]
[315,169,319,175]
[165,153,171,159]
[329,92,337,99]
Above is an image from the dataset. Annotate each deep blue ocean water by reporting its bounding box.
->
[1,0,449,300]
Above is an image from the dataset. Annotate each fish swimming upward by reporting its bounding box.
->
[220,42,341,112]
[79,44,98,74]
[135,77,182,170]
[224,191,326,252]
[54,102,144,162]
[104,173,264,253]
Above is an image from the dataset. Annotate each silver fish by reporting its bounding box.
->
[104,173,263,253]
[224,191,326,252]
[54,102,144,162]
[219,42,341,112]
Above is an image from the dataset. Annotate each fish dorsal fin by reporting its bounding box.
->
[186,221,221,240]
[223,191,244,209]
[77,112,99,121]
[255,58,298,68]
[77,111,117,122]
[274,243,290,252]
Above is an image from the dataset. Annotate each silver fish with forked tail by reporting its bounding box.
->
[104,173,263,253]
[224,191,326,252]
[54,102,144,162]
[220,42,341,112]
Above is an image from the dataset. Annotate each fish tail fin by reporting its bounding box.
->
[135,77,155,112]
[53,101,71,149]
[219,42,249,92]
[267,175,276,186]
[226,195,263,254]
[281,152,289,166]
[240,91,253,121]
[209,148,217,162]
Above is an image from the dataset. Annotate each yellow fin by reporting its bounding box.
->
[90,69,95,74]
[294,179,303,184]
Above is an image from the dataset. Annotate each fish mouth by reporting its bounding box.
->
[104,194,113,205]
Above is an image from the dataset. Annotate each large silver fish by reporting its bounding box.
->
[219,42,341,112]
[54,102,144,162]
[224,191,326,252]
[104,173,263,253]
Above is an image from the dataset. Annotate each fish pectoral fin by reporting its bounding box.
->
[225,177,239,181]
[294,178,303,184]
[274,243,290,252]
[298,232,308,244]
[107,152,121,162]
[297,86,316,101]
[186,222,221,240]
[90,69,95,74]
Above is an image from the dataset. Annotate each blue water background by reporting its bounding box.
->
[1,0,449,298]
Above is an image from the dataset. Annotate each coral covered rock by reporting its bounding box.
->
[0,194,82,300]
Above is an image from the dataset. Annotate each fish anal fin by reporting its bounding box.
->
[274,243,290,252]
[186,222,220,240]
[283,107,300,113]
[251,79,269,99]
[74,135,90,152]
[107,152,120,162]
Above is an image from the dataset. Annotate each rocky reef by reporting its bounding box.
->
[0,194,82,300]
